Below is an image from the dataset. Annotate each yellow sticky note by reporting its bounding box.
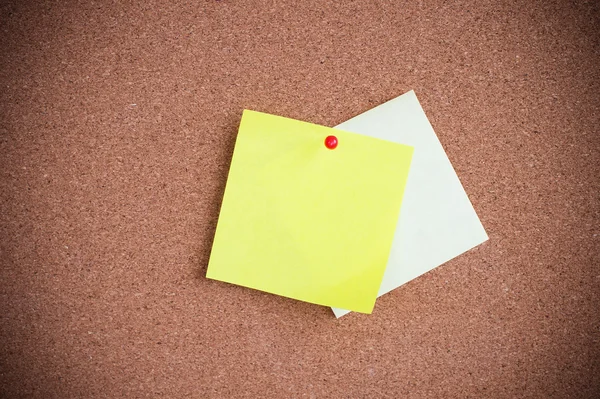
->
[207,110,413,313]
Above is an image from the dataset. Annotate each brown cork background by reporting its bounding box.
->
[1,0,599,398]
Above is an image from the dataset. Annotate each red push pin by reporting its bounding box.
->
[324,135,338,150]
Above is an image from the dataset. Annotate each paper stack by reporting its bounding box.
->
[206,90,488,317]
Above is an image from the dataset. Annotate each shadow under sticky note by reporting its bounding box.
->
[331,91,489,317]
[207,110,413,313]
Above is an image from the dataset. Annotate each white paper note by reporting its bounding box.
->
[331,90,488,317]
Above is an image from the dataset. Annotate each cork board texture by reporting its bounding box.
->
[1,1,598,398]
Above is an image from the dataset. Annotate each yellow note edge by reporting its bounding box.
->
[207,110,413,313]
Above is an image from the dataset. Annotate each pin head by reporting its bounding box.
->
[324,135,338,150]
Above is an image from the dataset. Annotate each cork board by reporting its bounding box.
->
[1,1,598,398]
